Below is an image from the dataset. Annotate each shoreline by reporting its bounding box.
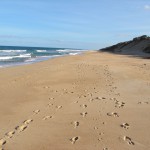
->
[0,50,93,69]
[0,51,150,150]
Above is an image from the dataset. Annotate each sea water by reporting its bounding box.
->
[0,46,87,68]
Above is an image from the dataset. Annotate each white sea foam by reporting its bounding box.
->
[0,50,26,53]
[56,49,85,53]
[0,56,13,60]
[15,53,31,58]
[0,53,31,61]
[36,50,47,52]
[25,58,36,62]
[69,53,79,55]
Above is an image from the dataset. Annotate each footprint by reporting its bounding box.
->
[103,148,109,150]
[123,136,135,145]
[23,119,33,125]
[56,106,62,109]
[98,137,103,141]
[95,97,106,100]
[70,136,79,144]
[80,104,87,108]
[44,86,50,89]
[121,123,130,129]
[16,124,27,132]
[5,131,15,138]
[107,112,119,117]
[138,101,149,104]
[89,98,94,102]
[115,101,125,108]
[94,127,98,130]
[47,103,53,107]
[0,139,6,146]
[80,112,88,117]
[33,110,40,114]
[99,132,104,136]
[43,116,52,120]
[49,97,54,100]
[73,121,79,128]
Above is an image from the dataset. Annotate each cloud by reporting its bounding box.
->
[144,5,150,10]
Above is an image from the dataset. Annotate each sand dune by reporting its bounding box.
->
[0,51,150,150]
[100,35,150,58]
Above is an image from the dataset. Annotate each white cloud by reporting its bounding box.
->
[144,5,150,10]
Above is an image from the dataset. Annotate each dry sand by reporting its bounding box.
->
[0,51,150,150]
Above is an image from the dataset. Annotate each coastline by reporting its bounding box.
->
[0,51,150,150]
[0,49,91,69]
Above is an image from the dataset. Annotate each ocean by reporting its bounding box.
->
[0,46,87,68]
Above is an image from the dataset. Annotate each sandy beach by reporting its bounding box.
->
[0,51,150,150]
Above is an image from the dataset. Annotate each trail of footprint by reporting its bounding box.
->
[121,123,130,129]
[0,119,33,149]
[123,136,135,145]
[16,119,33,132]
[80,112,88,117]
[42,116,53,120]
[70,136,79,144]
[107,112,119,117]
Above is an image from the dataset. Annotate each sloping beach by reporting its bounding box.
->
[0,51,150,150]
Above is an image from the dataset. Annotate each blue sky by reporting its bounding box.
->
[0,0,150,49]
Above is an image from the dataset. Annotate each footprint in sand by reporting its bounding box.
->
[80,104,87,108]
[23,119,33,125]
[56,106,62,109]
[49,97,55,100]
[94,127,98,130]
[103,148,109,150]
[0,138,6,147]
[15,124,28,132]
[80,112,88,117]
[99,132,104,136]
[121,123,130,129]
[16,119,33,132]
[33,110,40,114]
[115,101,125,108]
[98,137,103,141]
[95,97,106,100]
[89,98,94,102]
[5,131,15,138]
[72,121,80,128]
[138,101,149,104]
[107,112,119,117]
[70,136,79,144]
[43,116,53,120]
[123,136,135,145]
[47,103,53,107]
